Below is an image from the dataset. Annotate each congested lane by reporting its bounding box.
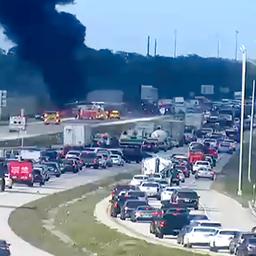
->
[0,163,138,256]
[100,147,256,256]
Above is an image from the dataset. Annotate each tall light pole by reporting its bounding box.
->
[235,30,239,61]
[217,38,220,58]
[238,45,247,196]
[174,29,177,58]
[248,80,255,183]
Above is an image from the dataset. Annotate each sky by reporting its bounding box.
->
[0,0,256,59]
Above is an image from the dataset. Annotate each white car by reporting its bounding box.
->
[192,220,222,228]
[65,150,81,159]
[195,167,216,180]
[184,227,218,247]
[4,173,13,189]
[209,229,240,252]
[150,173,163,182]
[139,182,161,199]
[204,138,218,149]
[192,161,211,172]
[161,186,180,202]
[110,154,124,166]
[130,175,148,186]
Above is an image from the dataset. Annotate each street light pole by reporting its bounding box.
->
[238,45,247,196]
[248,80,255,183]
[235,30,239,61]
[174,29,177,58]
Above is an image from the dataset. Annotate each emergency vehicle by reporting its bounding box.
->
[108,110,120,119]
[44,111,61,125]
[8,160,34,187]
[9,116,26,132]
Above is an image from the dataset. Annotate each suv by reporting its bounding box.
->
[154,210,190,238]
[229,232,256,255]
[42,162,61,177]
[32,168,46,186]
[97,154,107,168]
[120,199,148,220]
[62,159,79,173]
[33,164,50,182]
[80,152,99,169]
[171,189,200,210]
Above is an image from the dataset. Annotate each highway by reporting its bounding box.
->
[0,163,139,256]
[0,115,167,141]
[95,148,256,256]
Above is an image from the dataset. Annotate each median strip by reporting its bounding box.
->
[9,170,204,256]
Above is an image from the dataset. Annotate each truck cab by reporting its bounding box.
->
[9,116,26,132]
[44,111,61,125]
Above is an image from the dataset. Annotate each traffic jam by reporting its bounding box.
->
[108,115,256,255]
[0,99,254,256]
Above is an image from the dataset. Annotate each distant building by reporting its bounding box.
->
[201,85,214,95]
[86,90,124,103]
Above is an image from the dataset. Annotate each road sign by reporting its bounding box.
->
[0,90,7,107]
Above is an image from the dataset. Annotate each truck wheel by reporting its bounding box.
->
[28,182,34,187]
[56,174,61,178]
[158,232,164,239]
[93,165,99,169]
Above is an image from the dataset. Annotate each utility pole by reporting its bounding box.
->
[238,45,247,196]
[174,29,177,58]
[217,37,220,58]
[248,80,255,183]
[154,39,157,57]
[147,35,150,57]
[235,30,239,61]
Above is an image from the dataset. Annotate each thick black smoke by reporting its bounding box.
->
[0,0,87,106]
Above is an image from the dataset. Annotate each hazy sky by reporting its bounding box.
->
[1,0,256,59]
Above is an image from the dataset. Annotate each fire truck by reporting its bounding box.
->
[44,111,61,125]
[77,103,108,120]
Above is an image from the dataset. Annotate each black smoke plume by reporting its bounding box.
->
[0,0,87,106]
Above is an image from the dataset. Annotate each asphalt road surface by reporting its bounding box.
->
[96,148,256,256]
[0,163,138,256]
[0,116,165,141]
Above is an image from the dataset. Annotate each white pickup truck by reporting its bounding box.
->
[9,116,26,132]
[139,182,161,200]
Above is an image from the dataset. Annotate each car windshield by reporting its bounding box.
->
[126,201,147,208]
[219,231,239,236]
[68,151,80,155]
[142,183,159,187]
[200,223,221,227]
[197,162,208,166]
[111,155,119,158]
[189,214,208,220]
[194,228,216,233]
[159,180,168,184]
[134,176,147,180]
[248,239,256,244]
[128,191,145,197]
[178,192,198,198]
[137,206,154,211]
[81,153,96,158]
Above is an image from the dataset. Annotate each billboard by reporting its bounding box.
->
[201,85,214,95]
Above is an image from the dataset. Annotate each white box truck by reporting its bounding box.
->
[63,125,92,146]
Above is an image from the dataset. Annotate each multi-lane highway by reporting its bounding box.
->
[0,116,166,141]
[0,163,139,256]
[95,148,256,256]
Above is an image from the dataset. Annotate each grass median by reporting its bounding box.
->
[213,136,256,206]
[9,171,203,256]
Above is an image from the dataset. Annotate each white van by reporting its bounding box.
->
[9,116,26,132]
